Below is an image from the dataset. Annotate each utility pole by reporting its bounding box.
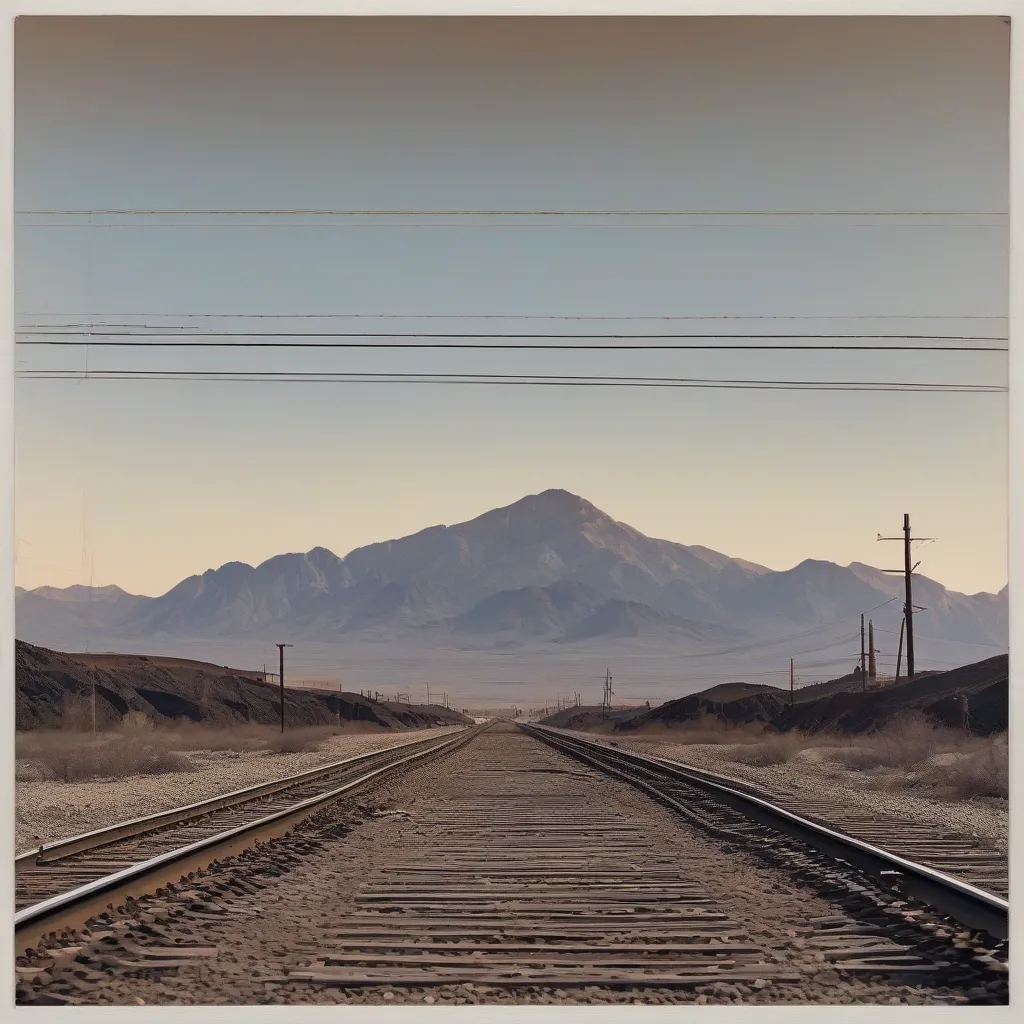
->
[276,643,293,733]
[790,658,794,708]
[895,613,905,683]
[601,669,614,719]
[868,620,877,681]
[903,514,914,680]
[860,614,866,692]
[877,514,933,681]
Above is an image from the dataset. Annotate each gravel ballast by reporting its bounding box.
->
[575,733,1009,854]
[15,726,464,853]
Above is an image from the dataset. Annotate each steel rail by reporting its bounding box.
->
[15,727,480,938]
[522,724,1008,940]
[15,729,467,866]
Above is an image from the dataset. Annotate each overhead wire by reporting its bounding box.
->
[16,331,1007,343]
[16,207,1009,216]
[15,372,1005,393]
[16,312,1009,322]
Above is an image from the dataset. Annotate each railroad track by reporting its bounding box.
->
[15,719,1009,1005]
[634,750,1009,898]
[15,726,481,950]
[524,725,1009,942]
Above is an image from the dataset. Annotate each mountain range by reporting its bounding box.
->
[15,489,1008,660]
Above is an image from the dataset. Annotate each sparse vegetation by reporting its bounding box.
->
[15,712,347,783]
[928,736,1009,799]
[832,711,949,771]
[644,714,770,746]
[630,709,1008,803]
[16,732,195,783]
[729,729,811,766]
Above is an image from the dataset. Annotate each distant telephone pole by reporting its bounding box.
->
[895,613,906,683]
[601,669,614,719]
[868,620,877,681]
[276,643,293,733]
[790,658,794,708]
[860,614,866,691]
[878,514,933,681]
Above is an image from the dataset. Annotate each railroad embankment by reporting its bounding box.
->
[16,640,471,730]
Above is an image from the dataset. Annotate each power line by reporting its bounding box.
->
[874,627,1007,650]
[17,313,1009,322]
[16,208,1009,217]
[16,331,1006,341]
[664,597,901,660]
[15,372,1005,393]
[15,339,1008,353]
[15,370,1003,389]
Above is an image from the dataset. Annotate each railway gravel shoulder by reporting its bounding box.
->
[15,726,465,853]
[559,731,1008,893]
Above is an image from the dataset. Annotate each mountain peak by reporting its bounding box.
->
[508,488,600,514]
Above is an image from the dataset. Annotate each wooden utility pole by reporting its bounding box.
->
[276,643,293,733]
[601,669,613,719]
[878,514,932,681]
[903,515,915,679]
[868,621,877,680]
[860,614,867,691]
[895,614,905,683]
[790,658,794,708]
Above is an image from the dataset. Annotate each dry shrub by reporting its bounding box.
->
[263,727,333,754]
[120,710,154,733]
[153,722,336,755]
[57,693,94,732]
[920,734,1009,800]
[833,710,966,772]
[647,714,768,746]
[15,731,195,782]
[729,729,809,766]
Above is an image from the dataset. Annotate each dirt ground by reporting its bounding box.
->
[14,726,464,854]
[576,731,1008,855]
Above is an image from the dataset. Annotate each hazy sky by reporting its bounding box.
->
[14,16,1009,598]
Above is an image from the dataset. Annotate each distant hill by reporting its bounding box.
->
[16,490,1007,672]
[442,580,607,637]
[15,641,471,731]
[560,600,749,644]
[615,655,1008,737]
[15,584,149,639]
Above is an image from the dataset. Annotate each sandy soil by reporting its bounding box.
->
[573,731,1008,854]
[14,726,464,854]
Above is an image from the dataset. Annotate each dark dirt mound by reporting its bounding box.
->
[16,641,471,731]
[612,655,1007,737]
[537,705,647,730]
[774,655,1008,735]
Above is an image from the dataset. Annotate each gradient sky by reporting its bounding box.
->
[13,16,1009,598]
